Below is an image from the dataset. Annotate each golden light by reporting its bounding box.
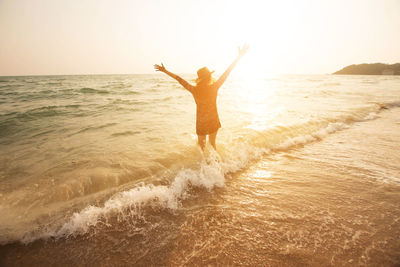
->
[214,0,308,76]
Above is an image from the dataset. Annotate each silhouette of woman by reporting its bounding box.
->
[154,45,249,150]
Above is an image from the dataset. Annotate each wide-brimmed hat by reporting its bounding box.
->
[197,67,214,80]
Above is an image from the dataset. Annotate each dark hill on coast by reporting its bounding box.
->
[333,63,400,75]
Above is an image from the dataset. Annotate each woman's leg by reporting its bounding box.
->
[197,134,206,150]
[209,130,218,150]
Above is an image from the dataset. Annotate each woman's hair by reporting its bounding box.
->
[196,75,215,86]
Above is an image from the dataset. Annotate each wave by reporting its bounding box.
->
[6,102,394,245]
[362,80,379,84]
[110,130,140,137]
[307,78,323,82]
[73,122,118,135]
[123,90,141,95]
[2,105,82,121]
[319,82,341,87]
[8,106,62,121]
[384,101,400,109]
[45,81,63,86]
[79,87,110,94]
[112,99,147,105]
[0,105,86,139]
[110,83,133,90]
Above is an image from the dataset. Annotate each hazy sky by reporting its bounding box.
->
[0,0,399,76]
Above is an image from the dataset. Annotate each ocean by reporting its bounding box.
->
[0,74,399,266]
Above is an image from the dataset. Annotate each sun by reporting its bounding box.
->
[213,0,305,77]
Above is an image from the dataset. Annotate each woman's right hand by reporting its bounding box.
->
[154,63,166,72]
[238,44,249,58]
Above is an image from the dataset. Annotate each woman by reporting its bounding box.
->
[154,45,248,150]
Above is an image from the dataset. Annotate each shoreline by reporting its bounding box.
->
[1,108,399,266]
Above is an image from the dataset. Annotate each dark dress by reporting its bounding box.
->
[173,75,225,136]
[191,83,221,135]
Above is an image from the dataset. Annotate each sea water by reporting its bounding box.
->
[0,74,399,266]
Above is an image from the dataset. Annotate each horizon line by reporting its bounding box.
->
[0,72,333,78]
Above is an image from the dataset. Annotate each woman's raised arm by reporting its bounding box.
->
[154,63,194,93]
[213,44,249,90]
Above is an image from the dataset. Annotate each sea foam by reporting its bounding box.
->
[18,105,385,244]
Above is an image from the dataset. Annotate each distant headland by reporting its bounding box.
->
[333,63,400,75]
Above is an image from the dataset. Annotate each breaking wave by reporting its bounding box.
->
[11,102,394,244]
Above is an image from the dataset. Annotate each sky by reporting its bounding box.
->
[0,0,399,76]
